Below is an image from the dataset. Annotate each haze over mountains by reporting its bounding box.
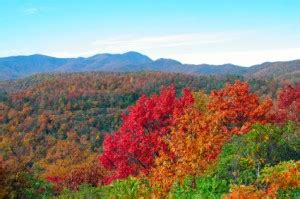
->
[0,51,299,80]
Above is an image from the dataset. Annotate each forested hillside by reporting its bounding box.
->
[0,72,299,198]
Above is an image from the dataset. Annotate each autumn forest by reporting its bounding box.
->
[0,71,298,198]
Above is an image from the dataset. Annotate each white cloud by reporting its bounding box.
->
[41,32,238,58]
[45,47,300,67]
[23,7,40,15]
[171,48,300,66]
[92,32,237,51]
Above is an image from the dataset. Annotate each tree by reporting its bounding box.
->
[99,86,194,183]
[149,82,273,194]
[224,161,300,198]
[269,85,300,123]
[149,92,225,194]
[208,81,272,135]
[213,123,299,185]
[40,139,96,181]
[62,160,107,190]
[260,160,300,197]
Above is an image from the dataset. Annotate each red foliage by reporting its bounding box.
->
[46,176,64,193]
[270,85,300,123]
[99,86,193,183]
[46,176,64,184]
[63,162,107,190]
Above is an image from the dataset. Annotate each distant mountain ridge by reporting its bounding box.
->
[0,51,299,80]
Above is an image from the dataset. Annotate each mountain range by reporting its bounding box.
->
[0,51,299,80]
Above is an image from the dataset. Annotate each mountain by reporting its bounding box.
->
[245,60,300,79]
[0,54,71,80]
[57,51,152,72]
[0,52,152,80]
[0,51,299,80]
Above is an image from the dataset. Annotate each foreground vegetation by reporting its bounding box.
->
[0,72,299,198]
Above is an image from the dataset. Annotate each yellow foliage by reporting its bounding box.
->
[38,139,97,179]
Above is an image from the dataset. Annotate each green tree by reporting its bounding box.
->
[213,123,300,185]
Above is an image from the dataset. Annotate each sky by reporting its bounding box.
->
[0,0,300,66]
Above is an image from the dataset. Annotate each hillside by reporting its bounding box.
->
[246,59,300,79]
[0,72,245,156]
[1,72,299,198]
[1,52,299,80]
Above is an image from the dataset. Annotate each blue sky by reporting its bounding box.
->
[1,0,300,66]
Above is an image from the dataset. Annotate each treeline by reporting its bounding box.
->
[0,72,298,198]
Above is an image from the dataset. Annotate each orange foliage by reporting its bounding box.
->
[261,161,300,197]
[149,82,273,194]
[149,92,226,193]
[224,185,266,199]
[209,81,272,135]
[39,139,96,179]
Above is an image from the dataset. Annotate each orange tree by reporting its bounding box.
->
[148,81,272,194]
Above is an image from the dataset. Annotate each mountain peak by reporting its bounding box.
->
[87,51,152,62]
[155,58,182,65]
[122,51,152,61]
[123,51,144,56]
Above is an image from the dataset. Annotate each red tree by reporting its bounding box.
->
[99,86,193,183]
[269,85,300,123]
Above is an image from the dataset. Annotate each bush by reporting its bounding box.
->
[213,123,299,185]
[169,176,229,198]
[17,173,54,199]
[101,177,152,199]
[259,160,300,198]
[58,184,103,199]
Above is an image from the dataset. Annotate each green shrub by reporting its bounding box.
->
[213,123,299,185]
[169,176,229,199]
[19,173,54,199]
[101,177,152,199]
[58,184,103,199]
[277,188,300,199]
[58,177,152,199]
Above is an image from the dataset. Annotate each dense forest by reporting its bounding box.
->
[0,72,299,198]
